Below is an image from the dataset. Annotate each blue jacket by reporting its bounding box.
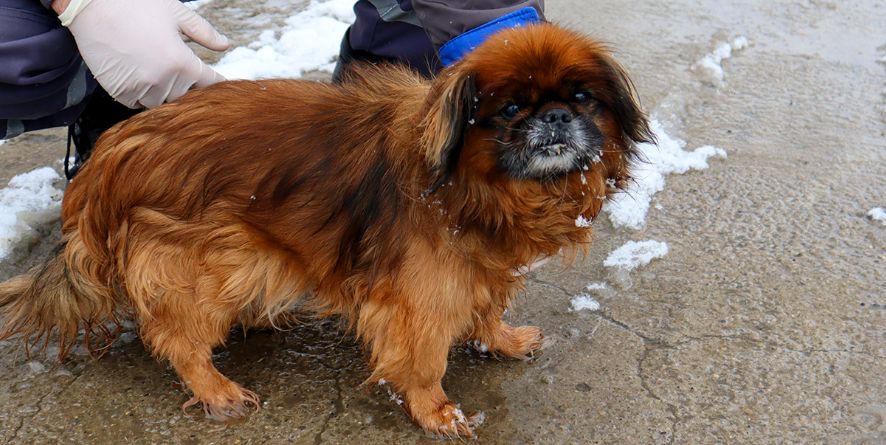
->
[350,0,544,75]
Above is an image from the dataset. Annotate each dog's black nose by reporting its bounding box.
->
[542,108,573,124]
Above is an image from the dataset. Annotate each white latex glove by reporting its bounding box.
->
[60,0,230,109]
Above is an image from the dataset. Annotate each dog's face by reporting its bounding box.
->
[421,24,653,193]
[491,86,604,180]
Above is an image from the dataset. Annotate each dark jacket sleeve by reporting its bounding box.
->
[410,0,545,48]
[0,0,95,138]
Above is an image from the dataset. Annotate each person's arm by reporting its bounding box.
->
[48,0,229,109]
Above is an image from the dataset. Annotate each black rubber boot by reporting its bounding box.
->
[65,88,141,179]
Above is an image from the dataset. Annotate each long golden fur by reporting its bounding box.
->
[0,24,651,436]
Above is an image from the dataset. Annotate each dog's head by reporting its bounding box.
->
[420,24,653,194]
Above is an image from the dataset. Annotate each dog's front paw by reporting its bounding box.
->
[503,325,547,359]
[474,324,548,360]
[413,401,482,439]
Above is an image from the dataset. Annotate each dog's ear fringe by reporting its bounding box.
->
[419,68,476,197]
[598,53,656,151]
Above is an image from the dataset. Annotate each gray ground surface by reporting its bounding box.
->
[1,0,885,443]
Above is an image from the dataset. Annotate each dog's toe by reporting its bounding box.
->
[421,402,476,439]
[182,387,261,422]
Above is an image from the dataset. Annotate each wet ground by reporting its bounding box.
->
[1,0,885,443]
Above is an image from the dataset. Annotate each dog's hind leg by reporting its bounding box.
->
[122,215,261,421]
[136,288,261,422]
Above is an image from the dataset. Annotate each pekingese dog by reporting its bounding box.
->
[0,24,652,436]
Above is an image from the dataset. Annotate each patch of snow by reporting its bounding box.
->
[731,36,749,51]
[471,340,490,353]
[452,406,467,425]
[604,119,726,230]
[867,207,886,225]
[26,360,46,374]
[603,240,668,270]
[118,331,138,344]
[213,0,355,79]
[0,167,64,261]
[184,0,213,9]
[470,410,486,426]
[377,378,404,405]
[387,388,403,405]
[585,282,607,291]
[692,36,748,85]
[570,294,601,312]
[575,215,592,227]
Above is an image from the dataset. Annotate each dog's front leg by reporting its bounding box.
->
[359,299,478,438]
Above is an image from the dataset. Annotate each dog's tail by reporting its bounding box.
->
[0,234,119,359]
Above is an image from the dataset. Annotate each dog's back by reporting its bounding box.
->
[67,67,431,317]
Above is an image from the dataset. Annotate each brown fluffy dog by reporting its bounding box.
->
[0,24,651,436]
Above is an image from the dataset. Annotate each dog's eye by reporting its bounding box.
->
[574,91,592,104]
[501,102,520,119]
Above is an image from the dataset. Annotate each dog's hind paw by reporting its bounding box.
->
[182,386,261,423]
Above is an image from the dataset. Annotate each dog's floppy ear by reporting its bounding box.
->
[419,67,476,196]
[597,54,655,147]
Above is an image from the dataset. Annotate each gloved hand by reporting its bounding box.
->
[59,0,230,109]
